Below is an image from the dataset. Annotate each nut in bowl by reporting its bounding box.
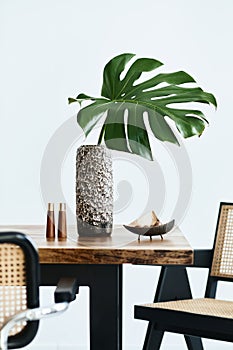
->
[123,211,175,241]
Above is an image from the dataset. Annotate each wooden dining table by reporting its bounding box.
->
[1,225,197,350]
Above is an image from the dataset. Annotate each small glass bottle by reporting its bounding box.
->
[58,203,67,241]
[46,203,55,241]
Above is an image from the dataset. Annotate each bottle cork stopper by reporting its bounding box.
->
[48,203,54,211]
[59,203,66,211]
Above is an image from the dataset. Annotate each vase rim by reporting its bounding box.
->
[78,144,107,149]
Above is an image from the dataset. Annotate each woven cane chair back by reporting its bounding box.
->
[211,203,233,279]
[0,243,27,336]
[0,232,39,349]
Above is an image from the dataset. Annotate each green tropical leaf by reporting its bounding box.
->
[69,53,217,160]
[148,110,179,145]
[68,94,108,105]
[127,104,153,160]
[103,103,129,153]
[116,58,163,99]
[77,100,112,136]
[101,53,135,99]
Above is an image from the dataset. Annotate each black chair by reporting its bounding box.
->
[135,202,233,348]
[0,231,79,350]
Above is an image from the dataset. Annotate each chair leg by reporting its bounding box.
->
[142,266,204,350]
[142,327,164,350]
[185,335,204,350]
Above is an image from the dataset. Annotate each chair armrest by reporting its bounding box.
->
[54,277,79,303]
[0,278,79,349]
[0,303,68,350]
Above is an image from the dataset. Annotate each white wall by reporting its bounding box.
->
[1,0,233,348]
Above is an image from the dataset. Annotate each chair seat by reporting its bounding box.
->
[135,298,233,342]
[142,298,233,319]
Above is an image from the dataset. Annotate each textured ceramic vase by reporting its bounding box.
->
[76,145,113,237]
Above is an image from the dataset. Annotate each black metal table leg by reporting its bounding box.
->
[88,264,122,350]
[143,266,204,350]
[40,264,122,350]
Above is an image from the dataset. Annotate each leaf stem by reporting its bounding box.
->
[97,125,105,144]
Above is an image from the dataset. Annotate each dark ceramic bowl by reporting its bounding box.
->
[123,219,175,240]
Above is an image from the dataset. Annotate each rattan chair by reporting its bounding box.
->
[135,202,233,347]
[0,231,79,350]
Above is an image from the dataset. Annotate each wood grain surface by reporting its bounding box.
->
[0,225,193,265]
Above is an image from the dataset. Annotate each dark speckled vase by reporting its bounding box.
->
[76,145,113,237]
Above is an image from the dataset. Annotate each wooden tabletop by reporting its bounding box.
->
[0,225,193,265]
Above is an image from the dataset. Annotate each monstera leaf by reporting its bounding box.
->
[69,53,217,160]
